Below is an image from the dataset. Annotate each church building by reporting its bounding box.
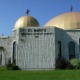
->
[0,11,80,70]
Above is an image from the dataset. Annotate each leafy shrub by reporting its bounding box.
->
[56,58,69,69]
[56,58,80,70]
[66,62,74,69]
[0,66,7,71]
[56,58,75,69]
[12,65,20,70]
[70,58,80,69]
[6,63,12,70]
[6,63,20,70]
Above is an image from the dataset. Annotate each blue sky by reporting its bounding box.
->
[0,0,80,35]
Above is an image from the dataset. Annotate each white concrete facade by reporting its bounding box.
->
[16,27,56,69]
[0,26,80,69]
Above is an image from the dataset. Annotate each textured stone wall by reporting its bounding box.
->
[16,27,56,70]
[55,28,64,59]
[1,27,80,69]
[0,36,13,65]
[1,26,80,69]
[63,30,80,60]
[55,28,80,60]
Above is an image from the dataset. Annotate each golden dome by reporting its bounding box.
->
[14,16,40,30]
[45,12,80,30]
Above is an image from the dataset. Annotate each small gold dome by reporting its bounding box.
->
[45,12,80,30]
[14,16,40,30]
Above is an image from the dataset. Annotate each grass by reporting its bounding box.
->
[0,67,80,80]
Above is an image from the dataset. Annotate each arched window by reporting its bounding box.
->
[68,41,75,60]
[0,52,2,65]
[58,41,62,59]
[0,47,4,65]
[79,39,80,54]
[13,41,16,64]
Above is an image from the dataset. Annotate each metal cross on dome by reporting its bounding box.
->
[26,9,30,15]
[70,6,73,12]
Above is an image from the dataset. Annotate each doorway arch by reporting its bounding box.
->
[0,47,5,65]
[68,41,75,60]
[13,41,16,64]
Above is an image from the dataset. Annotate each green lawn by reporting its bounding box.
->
[0,68,80,80]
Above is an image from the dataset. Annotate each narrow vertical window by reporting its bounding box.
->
[0,47,4,65]
[79,39,80,54]
[13,42,16,64]
[68,41,75,60]
[58,41,62,58]
[0,52,2,65]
